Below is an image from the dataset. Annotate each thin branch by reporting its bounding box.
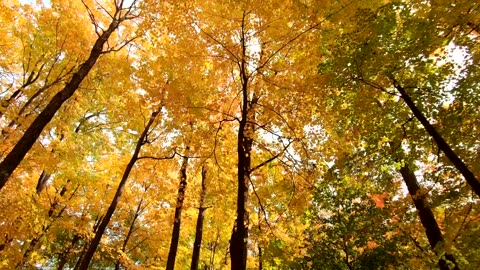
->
[248,176,278,239]
[250,139,294,173]
[136,150,177,161]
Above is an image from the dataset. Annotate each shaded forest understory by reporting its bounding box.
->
[1,0,480,269]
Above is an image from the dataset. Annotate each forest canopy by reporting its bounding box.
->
[0,0,479,269]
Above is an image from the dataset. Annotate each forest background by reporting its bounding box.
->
[0,0,479,269]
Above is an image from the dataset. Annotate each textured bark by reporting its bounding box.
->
[400,164,460,270]
[78,108,161,269]
[191,165,208,270]
[230,11,253,270]
[393,79,480,198]
[166,148,190,270]
[0,11,124,190]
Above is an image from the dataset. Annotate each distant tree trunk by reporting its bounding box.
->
[230,11,255,270]
[57,234,81,270]
[20,181,74,265]
[392,78,480,198]
[258,245,263,270]
[114,198,144,270]
[191,165,208,270]
[209,233,220,270]
[35,171,51,194]
[166,147,190,270]
[78,107,163,269]
[399,164,460,270]
[0,3,134,190]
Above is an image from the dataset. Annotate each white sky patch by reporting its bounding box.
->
[19,0,51,8]
[433,41,472,107]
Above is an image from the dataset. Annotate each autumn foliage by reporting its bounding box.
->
[1,0,480,269]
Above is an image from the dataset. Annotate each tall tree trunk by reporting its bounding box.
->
[0,4,133,190]
[392,78,480,197]
[114,198,144,270]
[166,147,190,270]
[191,165,208,270]
[78,107,162,269]
[230,11,254,270]
[399,164,460,270]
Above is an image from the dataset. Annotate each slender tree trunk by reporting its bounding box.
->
[191,165,208,270]
[258,245,263,270]
[399,164,460,270]
[166,147,190,270]
[114,198,144,270]
[78,108,162,269]
[392,78,480,197]
[230,11,254,270]
[0,8,128,190]
[57,234,81,270]
[20,181,73,265]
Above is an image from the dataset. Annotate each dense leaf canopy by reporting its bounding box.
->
[0,0,479,269]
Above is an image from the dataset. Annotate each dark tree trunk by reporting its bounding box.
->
[399,164,460,270]
[393,79,480,198]
[78,108,162,269]
[191,165,208,270]
[36,171,51,194]
[258,245,262,270]
[0,10,125,190]
[230,11,254,270]
[166,148,190,270]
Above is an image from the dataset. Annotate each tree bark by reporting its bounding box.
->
[0,8,126,190]
[393,78,480,198]
[230,11,253,270]
[399,164,460,270]
[78,108,162,269]
[191,165,208,270]
[166,147,190,270]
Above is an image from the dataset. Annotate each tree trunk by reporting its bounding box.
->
[399,164,460,270]
[35,170,51,194]
[166,147,190,270]
[230,11,254,270]
[0,9,126,190]
[57,234,80,270]
[114,198,144,270]
[191,165,208,270]
[78,108,162,269]
[393,79,480,198]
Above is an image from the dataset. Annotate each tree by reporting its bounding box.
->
[0,0,141,190]
[78,102,174,269]
[319,1,480,197]
[191,164,208,270]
